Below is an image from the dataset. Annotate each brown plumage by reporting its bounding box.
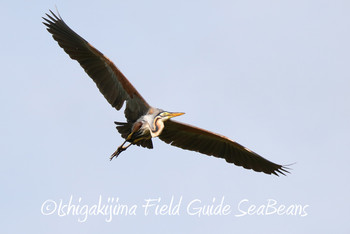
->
[43,10,290,176]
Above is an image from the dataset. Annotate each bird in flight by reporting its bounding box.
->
[43,10,289,176]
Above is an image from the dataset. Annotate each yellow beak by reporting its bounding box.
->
[167,112,185,118]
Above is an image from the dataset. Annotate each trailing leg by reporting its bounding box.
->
[110,141,133,160]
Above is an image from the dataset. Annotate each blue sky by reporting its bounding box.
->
[1,0,350,233]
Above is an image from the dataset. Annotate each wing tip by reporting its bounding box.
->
[271,162,294,176]
[42,8,63,26]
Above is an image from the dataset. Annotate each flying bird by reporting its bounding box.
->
[43,10,289,176]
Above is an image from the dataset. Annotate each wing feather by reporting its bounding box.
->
[43,10,150,122]
[159,120,289,176]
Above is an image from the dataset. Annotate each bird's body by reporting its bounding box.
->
[111,108,184,158]
[135,108,167,138]
[43,10,290,176]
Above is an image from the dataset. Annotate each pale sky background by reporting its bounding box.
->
[1,0,350,233]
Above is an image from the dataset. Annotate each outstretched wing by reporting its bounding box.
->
[43,10,150,122]
[159,120,289,176]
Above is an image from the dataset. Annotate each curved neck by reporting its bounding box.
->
[150,117,164,137]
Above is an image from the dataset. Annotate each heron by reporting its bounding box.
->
[43,10,289,176]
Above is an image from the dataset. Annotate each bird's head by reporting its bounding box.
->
[158,111,185,121]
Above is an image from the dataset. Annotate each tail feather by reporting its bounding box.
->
[114,121,132,139]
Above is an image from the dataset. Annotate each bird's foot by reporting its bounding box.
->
[109,142,132,161]
[110,146,126,161]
